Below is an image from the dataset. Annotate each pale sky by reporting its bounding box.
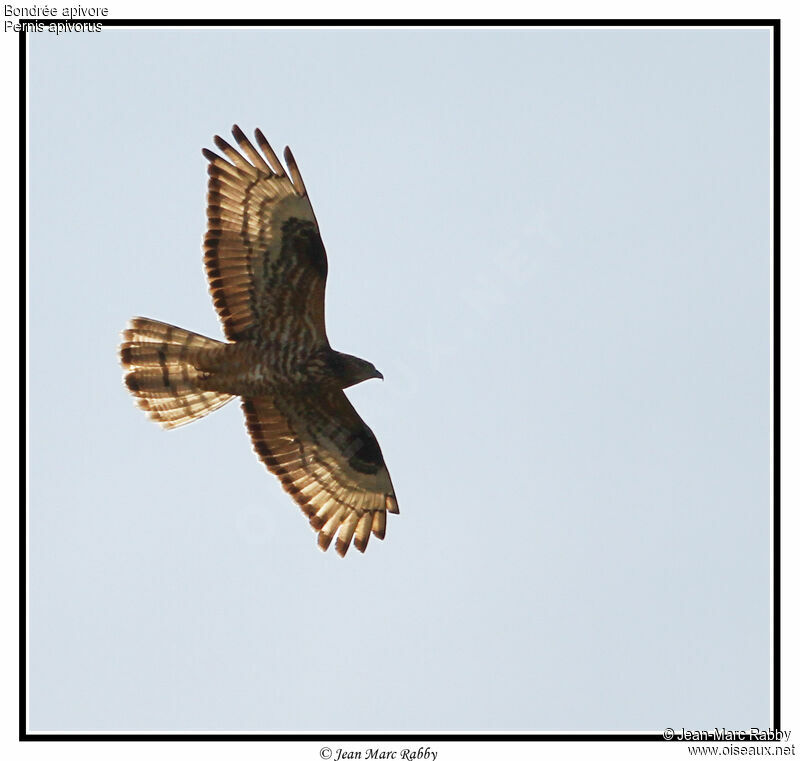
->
[28,27,771,731]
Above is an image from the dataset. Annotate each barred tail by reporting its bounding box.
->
[119,317,234,429]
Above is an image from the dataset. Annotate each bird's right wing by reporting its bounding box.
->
[202,126,329,347]
[241,391,398,557]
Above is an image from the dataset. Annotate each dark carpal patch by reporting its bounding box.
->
[281,217,328,278]
[347,432,384,475]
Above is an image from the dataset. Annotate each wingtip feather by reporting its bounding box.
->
[254,128,287,177]
[213,134,232,152]
[335,539,350,558]
[318,532,334,552]
[335,513,359,557]
[283,146,306,196]
[371,511,386,540]
[353,513,372,553]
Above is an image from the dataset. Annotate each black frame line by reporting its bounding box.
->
[19,17,781,743]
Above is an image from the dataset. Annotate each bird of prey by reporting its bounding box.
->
[119,126,397,557]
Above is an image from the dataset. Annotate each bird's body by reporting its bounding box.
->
[120,127,397,556]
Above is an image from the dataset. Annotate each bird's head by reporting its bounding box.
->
[329,351,383,388]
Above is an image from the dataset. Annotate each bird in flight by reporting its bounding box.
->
[119,126,397,557]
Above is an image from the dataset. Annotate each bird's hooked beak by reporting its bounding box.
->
[375,369,384,381]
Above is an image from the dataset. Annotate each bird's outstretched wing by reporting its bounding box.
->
[202,126,328,346]
[242,393,398,556]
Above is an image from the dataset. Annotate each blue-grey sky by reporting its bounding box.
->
[28,27,771,732]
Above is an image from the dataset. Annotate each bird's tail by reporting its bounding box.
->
[119,317,234,429]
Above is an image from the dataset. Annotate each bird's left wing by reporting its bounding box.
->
[202,126,328,347]
[242,392,398,557]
